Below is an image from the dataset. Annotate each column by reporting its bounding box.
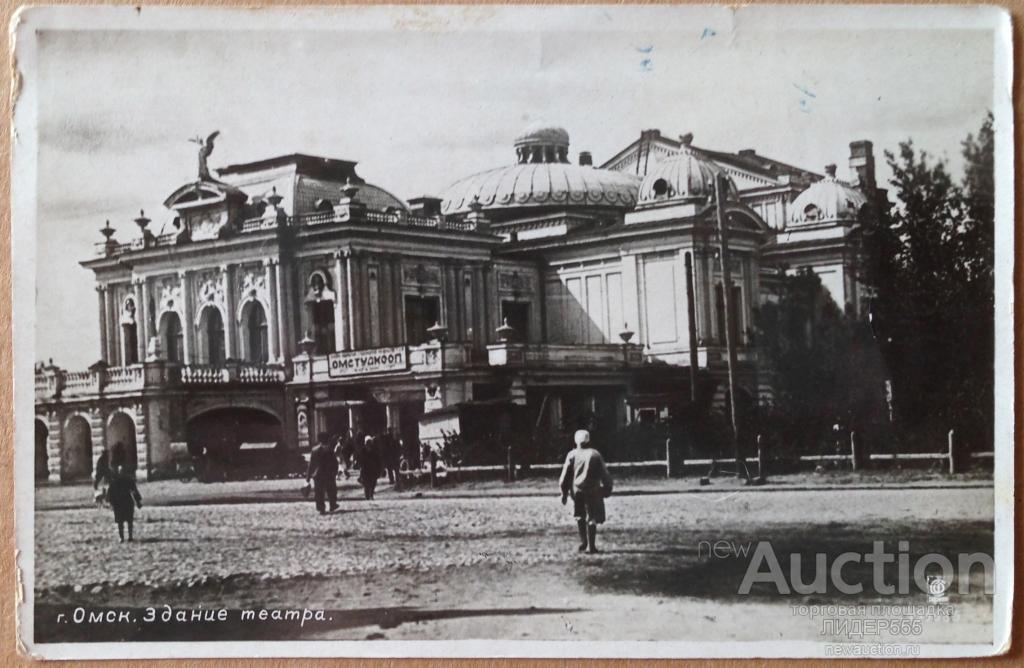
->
[264,259,280,361]
[482,263,494,342]
[386,402,401,434]
[96,285,109,363]
[391,257,404,344]
[106,285,119,366]
[133,279,146,362]
[472,264,486,346]
[696,246,712,342]
[674,250,690,347]
[221,264,236,359]
[378,257,393,346]
[345,250,357,350]
[179,270,194,364]
[140,279,151,359]
[274,262,288,360]
[332,251,349,351]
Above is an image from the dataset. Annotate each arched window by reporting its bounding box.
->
[652,178,669,197]
[160,312,184,363]
[243,301,269,363]
[803,204,821,222]
[121,297,139,365]
[200,306,226,365]
[306,271,336,354]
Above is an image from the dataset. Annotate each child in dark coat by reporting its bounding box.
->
[107,464,142,542]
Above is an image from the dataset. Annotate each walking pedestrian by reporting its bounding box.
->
[380,430,400,485]
[107,463,142,543]
[356,435,381,500]
[339,431,355,480]
[306,432,339,515]
[559,429,613,554]
[94,446,112,505]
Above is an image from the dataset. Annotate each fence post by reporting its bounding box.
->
[948,429,959,474]
[849,430,859,471]
[506,445,515,483]
[756,434,767,481]
[429,451,438,488]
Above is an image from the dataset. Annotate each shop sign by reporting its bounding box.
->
[327,346,408,377]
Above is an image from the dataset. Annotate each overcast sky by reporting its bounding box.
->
[29,6,998,369]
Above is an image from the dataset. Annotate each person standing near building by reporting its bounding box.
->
[305,432,339,515]
[338,431,355,480]
[106,463,142,543]
[356,435,381,500]
[559,429,613,554]
[93,446,112,506]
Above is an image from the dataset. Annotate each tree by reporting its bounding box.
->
[863,114,995,450]
[754,269,887,455]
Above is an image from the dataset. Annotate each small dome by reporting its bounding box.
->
[790,164,868,225]
[514,124,570,149]
[637,147,738,206]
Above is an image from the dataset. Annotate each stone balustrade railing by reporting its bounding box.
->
[95,207,488,257]
[36,360,288,401]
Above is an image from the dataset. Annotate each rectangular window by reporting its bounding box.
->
[404,295,440,344]
[500,301,530,342]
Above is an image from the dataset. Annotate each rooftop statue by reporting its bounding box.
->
[189,130,220,181]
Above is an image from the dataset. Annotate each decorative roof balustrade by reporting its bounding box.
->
[35,360,288,402]
[95,208,487,258]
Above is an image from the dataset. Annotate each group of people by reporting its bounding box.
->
[304,429,405,514]
[94,443,143,543]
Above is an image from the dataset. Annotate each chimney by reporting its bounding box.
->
[849,140,875,191]
[578,151,593,167]
[738,148,756,158]
[409,196,443,217]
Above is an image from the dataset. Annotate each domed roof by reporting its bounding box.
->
[514,124,570,148]
[441,125,640,216]
[440,163,640,215]
[790,164,868,225]
[636,145,738,207]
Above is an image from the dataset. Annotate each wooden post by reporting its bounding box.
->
[713,174,747,480]
[757,433,767,480]
[429,451,438,488]
[849,430,859,471]
[506,445,515,483]
[948,429,959,474]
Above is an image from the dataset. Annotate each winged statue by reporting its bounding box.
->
[190,130,221,180]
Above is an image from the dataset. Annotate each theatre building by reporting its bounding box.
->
[34,124,880,483]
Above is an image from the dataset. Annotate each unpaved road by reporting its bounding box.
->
[32,485,994,644]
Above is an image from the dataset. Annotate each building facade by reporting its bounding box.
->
[34,124,881,483]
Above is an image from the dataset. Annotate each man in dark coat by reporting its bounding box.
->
[356,435,381,500]
[107,463,142,543]
[306,432,339,514]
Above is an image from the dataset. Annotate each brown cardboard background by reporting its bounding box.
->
[0,1,1019,665]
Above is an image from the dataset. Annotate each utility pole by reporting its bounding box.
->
[685,251,700,403]
[713,174,748,480]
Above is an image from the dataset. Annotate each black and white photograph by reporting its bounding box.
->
[11,4,1014,660]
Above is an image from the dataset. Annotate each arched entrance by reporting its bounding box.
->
[35,419,49,482]
[160,311,184,363]
[107,412,138,472]
[62,415,93,482]
[198,306,226,365]
[186,407,284,479]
